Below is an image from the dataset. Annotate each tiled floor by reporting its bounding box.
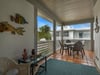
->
[36,50,95,75]
[49,50,95,66]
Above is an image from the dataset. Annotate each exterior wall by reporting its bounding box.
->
[51,29,91,50]
[0,0,34,59]
[93,0,100,69]
[74,31,80,38]
[74,30,90,39]
[69,31,74,39]
[63,31,73,39]
[54,30,90,40]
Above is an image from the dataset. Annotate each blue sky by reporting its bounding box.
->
[70,23,90,29]
[37,16,53,28]
[37,16,90,30]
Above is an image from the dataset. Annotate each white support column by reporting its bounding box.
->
[34,6,38,55]
[91,22,94,51]
[53,20,56,53]
[61,25,64,44]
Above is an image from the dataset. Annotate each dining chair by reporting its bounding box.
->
[66,40,72,55]
[59,40,69,55]
[72,41,85,58]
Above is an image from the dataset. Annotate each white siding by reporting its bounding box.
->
[93,0,100,69]
[69,31,73,39]
[55,30,90,40]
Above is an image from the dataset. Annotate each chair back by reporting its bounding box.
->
[73,41,83,51]
[66,40,71,43]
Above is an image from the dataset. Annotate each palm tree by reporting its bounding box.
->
[38,25,51,40]
[39,25,50,33]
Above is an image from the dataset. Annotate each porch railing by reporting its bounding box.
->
[37,41,53,56]
[37,39,91,57]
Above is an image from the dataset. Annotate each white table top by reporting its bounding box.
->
[65,42,75,45]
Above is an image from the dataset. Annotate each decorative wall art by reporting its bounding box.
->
[0,21,25,35]
[10,13,28,24]
[95,16,100,33]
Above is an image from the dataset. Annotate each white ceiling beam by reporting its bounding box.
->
[63,18,94,25]
[27,0,62,24]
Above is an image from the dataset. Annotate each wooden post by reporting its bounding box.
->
[53,20,56,53]
[33,6,38,55]
[91,22,94,51]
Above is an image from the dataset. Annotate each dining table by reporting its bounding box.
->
[65,42,75,45]
[64,42,75,55]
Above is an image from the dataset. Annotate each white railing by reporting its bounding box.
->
[37,41,53,56]
[37,39,91,56]
[56,39,91,50]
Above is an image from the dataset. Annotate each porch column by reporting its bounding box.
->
[53,20,56,53]
[91,22,94,51]
[34,6,38,55]
[61,24,64,44]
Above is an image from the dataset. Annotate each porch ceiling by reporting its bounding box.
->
[28,0,97,25]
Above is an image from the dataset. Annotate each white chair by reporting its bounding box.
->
[0,57,30,75]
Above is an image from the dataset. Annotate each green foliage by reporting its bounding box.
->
[39,25,50,33]
[38,25,51,40]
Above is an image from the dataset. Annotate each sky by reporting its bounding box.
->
[70,23,90,29]
[37,16,90,30]
[37,16,53,28]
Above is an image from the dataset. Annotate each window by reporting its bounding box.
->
[79,32,83,38]
[84,32,90,38]
[63,31,69,36]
